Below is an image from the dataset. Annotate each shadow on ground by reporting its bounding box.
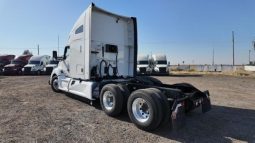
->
[154,105,255,142]
[65,93,255,142]
[113,105,255,142]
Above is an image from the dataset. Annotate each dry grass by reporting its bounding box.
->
[170,70,255,78]
[0,76,5,79]
[0,76,255,142]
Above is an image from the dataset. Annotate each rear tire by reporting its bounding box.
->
[147,88,170,127]
[127,89,163,131]
[100,84,124,117]
[117,84,130,113]
[17,70,22,75]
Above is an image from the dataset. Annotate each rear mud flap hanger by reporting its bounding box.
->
[171,90,211,129]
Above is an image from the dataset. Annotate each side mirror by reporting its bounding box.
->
[63,46,70,60]
[52,51,57,60]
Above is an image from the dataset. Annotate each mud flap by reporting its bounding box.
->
[202,91,211,113]
[171,103,186,129]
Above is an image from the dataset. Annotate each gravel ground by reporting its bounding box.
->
[0,75,254,143]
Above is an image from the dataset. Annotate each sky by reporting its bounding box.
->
[0,0,255,65]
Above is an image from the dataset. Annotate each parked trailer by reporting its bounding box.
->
[23,55,50,75]
[0,55,15,74]
[49,3,211,131]
[3,54,33,75]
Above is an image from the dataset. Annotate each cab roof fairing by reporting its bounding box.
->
[67,3,134,45]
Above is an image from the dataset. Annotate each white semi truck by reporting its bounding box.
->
[23,55,50,75]
[45,51,60,75]
[137,55,152,74]
[49,3,211,131]
[152,54,169,75]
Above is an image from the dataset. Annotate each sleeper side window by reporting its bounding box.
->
[75,25,83,34]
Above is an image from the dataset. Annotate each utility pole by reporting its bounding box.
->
[232,31,235,66]
[37,44,39,55]
[249,50,251,64]
[212,48,215,65]
[253,41,255,51]
[58,35,59,56]
[253,41,255,64]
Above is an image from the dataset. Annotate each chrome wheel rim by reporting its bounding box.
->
[103,91,114,110]
[53,78,59,90]
[132,98,150,123]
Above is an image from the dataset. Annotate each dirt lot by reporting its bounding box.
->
[0,75,254,143]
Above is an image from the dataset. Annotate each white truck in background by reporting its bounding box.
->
[23,55,50,75]
[152,54,169,75]
[49,3,211,131]
[45,51,60,75]
[137,55,152,74]
[45,60,59,75]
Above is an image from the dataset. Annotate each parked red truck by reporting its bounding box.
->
[0,55,15,74]
[3,54,32,75]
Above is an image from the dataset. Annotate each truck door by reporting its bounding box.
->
[69,24,85,79]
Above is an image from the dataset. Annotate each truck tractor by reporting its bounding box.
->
[152,54,169,75]
[0,55,15,74]
[45,51,60,75]
[3,54,32,75]
[23,55,50,75]
[49,3,211,131]
[137,55,152,75]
